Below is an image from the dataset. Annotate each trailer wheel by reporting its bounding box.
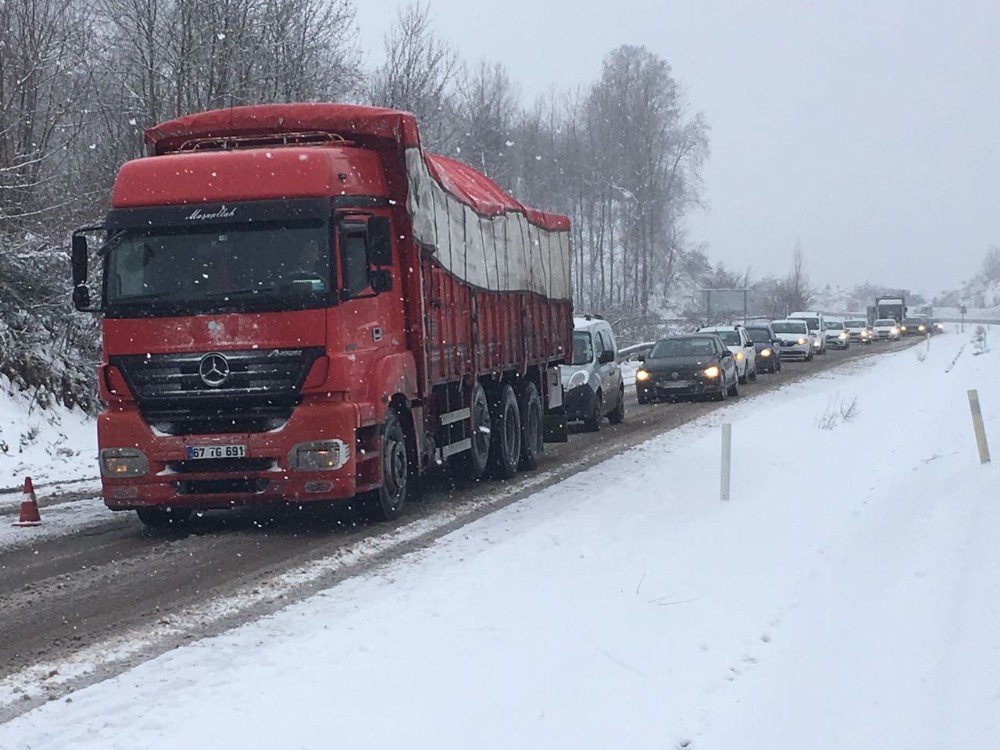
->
[488,384,521,479]
[458,382,491,480]
[366,408,408,521]
[518,381,543,470]
[136,507,191,529]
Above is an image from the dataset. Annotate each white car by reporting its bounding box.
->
[844,319,873,344]
[770,319,813,361]
[698,325,757,383]
[872,318,900,341]
[823,321,851,350]
[789,311,827,354]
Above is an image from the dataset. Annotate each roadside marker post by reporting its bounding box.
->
[967,390,991,465]
[721,424,732,500]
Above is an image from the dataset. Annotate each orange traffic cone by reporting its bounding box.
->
[12,477,41,527]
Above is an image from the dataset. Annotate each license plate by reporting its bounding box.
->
[187,445,247,460]
[659,381,689,389]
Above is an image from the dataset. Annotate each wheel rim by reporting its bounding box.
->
[384,435,407,505]
[526,399,540,450]
[472,392,490,460]
[505,401,520,460]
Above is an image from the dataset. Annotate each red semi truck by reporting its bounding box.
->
[71,104,572,527]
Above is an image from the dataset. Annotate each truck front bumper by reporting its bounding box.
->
[99,398,361,510]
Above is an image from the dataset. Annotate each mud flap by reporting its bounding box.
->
[543,407,568,443]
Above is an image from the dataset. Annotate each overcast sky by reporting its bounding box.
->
[356,0,999,297]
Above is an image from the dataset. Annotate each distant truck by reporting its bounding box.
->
[71,104,572,527]
[874,296,907,324]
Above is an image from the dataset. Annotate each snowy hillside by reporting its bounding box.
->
[2,333,996,748]
[0,375,97,491]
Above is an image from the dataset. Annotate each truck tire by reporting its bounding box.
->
[136,507,191,529]
[583,389,602,432]
[366,408,408,521]
[518,381,543,471]
[608,385,625,424]
[488,384,521,479]
[459,382,491,480]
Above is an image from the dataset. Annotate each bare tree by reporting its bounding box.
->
[366,1,459,151]
[774,243,812,314]
[454,61,519,185]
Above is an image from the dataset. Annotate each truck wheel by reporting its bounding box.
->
[518,381,543,471]
[583,389,602,432]
[488,384,521,479]
[459,382,491,480]
[366,409,408,521]
[136,507,191,529]
[608,385,625,424]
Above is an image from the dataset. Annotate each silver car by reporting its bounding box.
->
[562,316,626,431]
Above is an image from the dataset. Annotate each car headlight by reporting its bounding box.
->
[891,327,899,335]
[101,448,148,478]
[703,365,720,379]
[900,325,907,332]
[918,324,926,332]
[567,370,588,389]
[735,351,744,361]
[935,323,944,331]
[635,369,651,382]
[797,337,807,345]
[861,331,869,337]
[761,348,772,357]
[812,339,821,348]
[289,440,349,471]
[839,332,848,340]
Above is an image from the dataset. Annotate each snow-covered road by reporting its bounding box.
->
[1,334,996,749]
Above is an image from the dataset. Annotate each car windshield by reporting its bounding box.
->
[572,331,594,365]
[104,220,332,315]
[903,319,924,325]
[771,321,807,334]
[745,328,771,342]
[844,321,866,328]
[650,338,716,358]
[875,319,896,326]
[794,317,819,330]
[711,330,740,346]
[826,322,843,330]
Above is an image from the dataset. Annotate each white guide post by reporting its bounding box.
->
[721,423,732,500]
[968,390,991,465]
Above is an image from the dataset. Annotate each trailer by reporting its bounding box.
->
[71,104,572,526]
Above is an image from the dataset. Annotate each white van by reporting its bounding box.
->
[788,311,827,355]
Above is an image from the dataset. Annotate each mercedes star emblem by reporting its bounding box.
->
[199,352,230,388]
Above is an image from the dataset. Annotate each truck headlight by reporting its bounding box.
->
[101,448,148,478]
[567,370,588,389]
[289,440,349,471]
[635,370,651,382]
[703,365,721,378]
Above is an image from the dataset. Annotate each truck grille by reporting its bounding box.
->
[112,348,323,436]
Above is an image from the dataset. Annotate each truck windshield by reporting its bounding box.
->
[104,219,332,315]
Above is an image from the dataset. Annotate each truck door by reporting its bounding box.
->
[335,217,397,402]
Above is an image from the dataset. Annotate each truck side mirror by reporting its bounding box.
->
[368,216,392,266]
[71,234,88,286]
[71,234,93,311]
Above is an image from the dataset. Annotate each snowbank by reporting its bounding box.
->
[2,334,997,749]
[0,375,97,491]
